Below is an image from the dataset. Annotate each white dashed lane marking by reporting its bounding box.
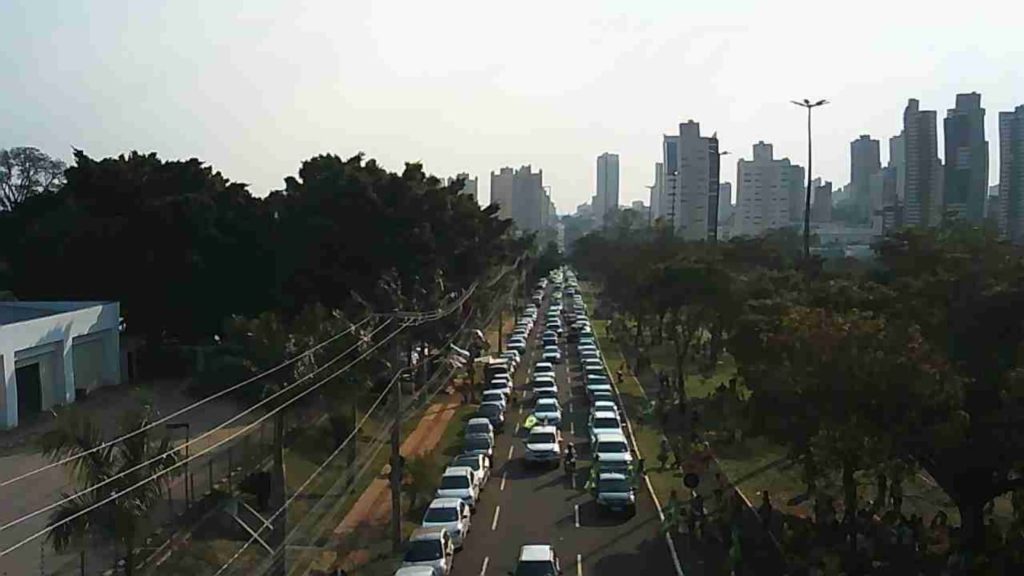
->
[491,506,501,530]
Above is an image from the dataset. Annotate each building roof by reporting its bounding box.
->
[0,301,112,327]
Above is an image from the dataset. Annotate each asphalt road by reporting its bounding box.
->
[450,290,675,576]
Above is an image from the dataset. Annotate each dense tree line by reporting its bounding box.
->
[0,148,526,348]
[571,223,1024,571]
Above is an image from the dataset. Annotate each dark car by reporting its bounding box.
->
[476,401,506,432]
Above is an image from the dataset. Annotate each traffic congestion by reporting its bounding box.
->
[393,267,662,576]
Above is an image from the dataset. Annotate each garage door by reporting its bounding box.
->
[73,336,106,393]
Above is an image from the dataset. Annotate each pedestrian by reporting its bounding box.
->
[691,490,706,540]
[890,476,904,514]
[728,523,743,576]
[672,438,685,469]
[658,437,671,470]
[616,368,624,385]
[664,489,681,534]
[759,490,773,532]
[636,457,646,478]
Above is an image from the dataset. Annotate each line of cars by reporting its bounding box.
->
[396,279,553,576]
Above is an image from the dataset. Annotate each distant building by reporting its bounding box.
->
[851,135,882,222]
[986,184,1001,224]
[718,182,733,223]
[735,141,804,237]
[903,99,944,227]
[811,178,833,223]
[449,173,478,202]
[1,302,122,429]
[660,121,720,240]
[575,202,593,217]
[944,93,989,223]
[999,104,1024,243]
[489,167,515,220]
[630,200,648,214]
[649,162,664,222]
[786,164,807,225]
[490,165,551,232]
[595,153,620,226]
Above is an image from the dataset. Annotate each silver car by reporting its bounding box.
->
[402,526,455,575]
[421,498,472,548]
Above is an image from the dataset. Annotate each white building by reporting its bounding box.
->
[489,167,514,220]
[595,153,620,225]
[660,121,720,241]
[450,173,478,202]
[649,162,664,222]
[1,301,121,429]
[735,141,804,237]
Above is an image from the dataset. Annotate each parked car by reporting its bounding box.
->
[475,402,506,432]
[451,453,490,488]
[592,472,637,517]
[465,418,495,445]
[422,498,472,548]
[436,467,480,510]
[542,347,561,364]
[401,526,455,575]
[480,391,508,412]
[593,431,634,469]
[588,411,623,446]
[462,434,495,466]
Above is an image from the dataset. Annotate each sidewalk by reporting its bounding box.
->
[603,327,787,576]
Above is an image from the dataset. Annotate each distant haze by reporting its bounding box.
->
[2,0,1021,213]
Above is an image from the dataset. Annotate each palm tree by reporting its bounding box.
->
[40,407,179,576]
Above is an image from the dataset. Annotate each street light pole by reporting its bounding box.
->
[791,98,829,261]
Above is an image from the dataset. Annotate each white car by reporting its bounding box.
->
[532,380,558,396]
[531,373,557,387]
[394,567,436,576]
[421,498,472,549]
[532,398,563,428]
[480,390,508,411]
[465,418,495,445]
[524,425,562,467]
[593,431,634,469]
[588,411,622,446]
[542,347,561,364]
[512,544,562,576]
[451,453,490,488]
[592,400,620,419]
[436,466,480,510]
[533,362,555,379]
[402,526,455,575]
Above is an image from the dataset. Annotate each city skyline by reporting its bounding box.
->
[2,1,1022,214]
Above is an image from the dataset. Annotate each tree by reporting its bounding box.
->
[40,407,178,576]
[403,455,443,514]
[0,147,66,211]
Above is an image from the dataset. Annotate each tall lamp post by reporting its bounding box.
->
[791,98,829,261]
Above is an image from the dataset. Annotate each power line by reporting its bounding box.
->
[0,317,395,538]
[0,315,374,489]
[0,319,412,558]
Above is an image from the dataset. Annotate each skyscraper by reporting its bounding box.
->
[735,141,804,236]
[944,92,989,223]
[450,173,478,202]
[490,165,550,232]
[595,153,620,225]
[786,164,806,225]
[999,105,1024,243]
[660,121,720,240]
[718,182,733,223]
[851,135,882,222]
[903,99,944,227]
[811,178,833,223]
[649,162,664,221]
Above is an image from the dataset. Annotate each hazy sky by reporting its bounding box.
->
[3,0,1022,213]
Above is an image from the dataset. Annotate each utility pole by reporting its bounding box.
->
[791,98,829,261]
[268,408,286,575]
[390,341,407,553]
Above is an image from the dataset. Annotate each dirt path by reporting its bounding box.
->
[332,398,460,536]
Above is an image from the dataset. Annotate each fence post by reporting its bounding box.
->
[190,473,196,505]
[209,459,214,493]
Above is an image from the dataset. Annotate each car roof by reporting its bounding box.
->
[595,431,627,442]
[536,398,559,406]
[598,472,629,482]
[592,411,620,420]
[443,466,473,476]
[395,566,438,576]
[452,453,481,463]
[530,425,558,434]
[428,497,464,509]
[467,417,492,426]
[520,544,554,561]
[410,526,448,541]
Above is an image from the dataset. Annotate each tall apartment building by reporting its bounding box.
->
[735,141,804,236]
[595,153,620,225]
[718,182,733,223]
[999,105,1024,243]
[449,173,478,202]
[489,165,550,232]
[489,167,514,220]
[851,135,882,222]
[811,178,833,223]
[944,93,989,223]
[903,99,944,227]
[786,164,807,225]
[649,162,664,221]
[659,121,720,240]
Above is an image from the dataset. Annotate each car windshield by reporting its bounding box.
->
[465,437,492,450]
[454,457,481,471]
[478,405,500,417]
[599,462,630,475]
[440,475,470,489]
[529,432,557,444]
[467,423,490,435]
[598,441,628,453]
[424,507,460,523]
[599,479,632,493]
[593,418,619,429]
[514,560,558,576]
[482,393,503,402]
[404,539,443,562]
[536,406,558,415]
